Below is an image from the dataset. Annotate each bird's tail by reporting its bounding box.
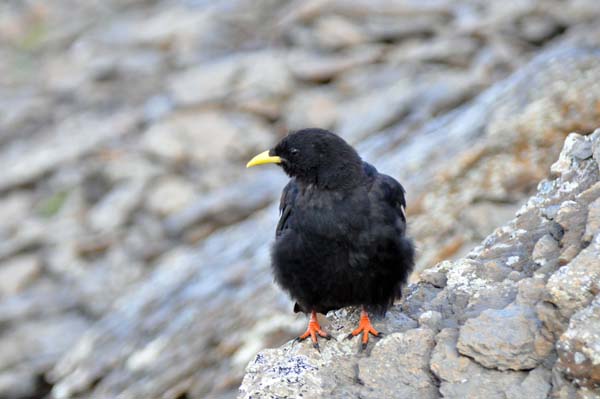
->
[371,237,415,316]
[393,237,415,300]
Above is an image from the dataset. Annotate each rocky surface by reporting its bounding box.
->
[2,0,600,398]
[239,130,600,398]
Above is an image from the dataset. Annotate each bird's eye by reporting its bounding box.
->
[290,148,299,156]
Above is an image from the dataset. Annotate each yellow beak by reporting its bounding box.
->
[246,150,282,168]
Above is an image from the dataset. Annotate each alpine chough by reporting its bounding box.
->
[247,129,414,350]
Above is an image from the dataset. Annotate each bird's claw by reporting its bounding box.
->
[313,342,320,352]
[359,332,385,352]
[296,312,331,351]
[347,310,381,351]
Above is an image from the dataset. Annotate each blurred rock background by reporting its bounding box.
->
[1,0,600,398]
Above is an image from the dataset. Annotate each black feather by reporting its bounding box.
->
[269,129,414,315]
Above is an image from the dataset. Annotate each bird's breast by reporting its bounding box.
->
[293,188,369,240]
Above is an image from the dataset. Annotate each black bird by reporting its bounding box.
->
[246,129,414,350]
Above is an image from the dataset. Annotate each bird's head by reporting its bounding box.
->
[247,128,363,189]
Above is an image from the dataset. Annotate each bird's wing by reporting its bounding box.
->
[374,170,407,225]
[276,179,299,237]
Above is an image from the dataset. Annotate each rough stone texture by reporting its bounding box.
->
[238,309,423,399]
[556,288,600,388]
[239,132,600,397]
[2,1,600,398]
[430,328,531,399]
[546,237,600,320]
[457,305,551,371]
[357,329,438,399]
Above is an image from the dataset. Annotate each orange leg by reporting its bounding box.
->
[347,307,381,350]
[296,310,331,350]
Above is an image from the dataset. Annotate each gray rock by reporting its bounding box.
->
[103,152,163,183]
[239,350,327,399]
[532,234,560,273]
[505,367,552,399]
[571,136,594,160]
[120,6,213,53]
[284,89,339,131]
[0,369,41,399]
[583,197,600,243]
[461,201,521,242]
[0,314,89,386]
[577,181,600,206]
[518,14,563,44]
[550,367,580,399]
[556,295,600,388]
[404,43,600,274]
[239,326,437,399]
[0,219,45,262]
[0,90,51,143]
[357,329,438,399]
[516,277,547,307]
[233,52,294,119]
[88,180,146,232]
[287,45,382,82]
[335,80,414,143]
[168,51,293,116]
[457,305,551,370]
[362,14,445,42]
[419,261,451,288]
[337,69,480,144]
[419,310,443,331]
[143,95,173,123]
[555,200,587,253]
[0,191,34,233]
[551,133,591,176]
[0,255,42,297]
[145,176,197,217]
[164,170,286,236]
[313,15,367,49]
[0,112,139,191]
[546,237,600,319]
[0,278,81,325]
[168,58,239,106]
[386,36,479,67]
[142,110,273,165]
[593,128,600,168]
[431,328,526,399]
[458,280,518,322]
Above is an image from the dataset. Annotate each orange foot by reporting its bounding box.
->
[346,308,381,350]
[296,310,331,351]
